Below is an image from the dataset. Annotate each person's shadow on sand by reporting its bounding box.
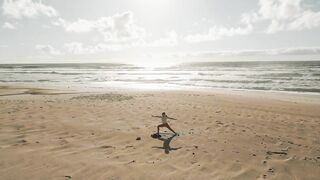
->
[152,134,182,154]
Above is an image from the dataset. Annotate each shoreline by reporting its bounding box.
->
[1,83,320,105]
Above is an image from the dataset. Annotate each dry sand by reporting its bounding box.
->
[0,85,320,180]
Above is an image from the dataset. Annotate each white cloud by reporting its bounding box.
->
[35,44,61,55]
[2,22,16,29]
[259,0,302,20]
[63,32,178,55]
[185,0,320,42]
[150,30,178,47]
[64,42,123,54]
[173,47,320,59]
[53,18,94,33]
[245,0,320,33]
[184,24,253,43]
[287,10,320,31]
[53,11,146,42]
[132,30,178,47]
[274,47,320,55]
[2,0,58,19]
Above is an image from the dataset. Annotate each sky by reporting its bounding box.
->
[0,0,320,65]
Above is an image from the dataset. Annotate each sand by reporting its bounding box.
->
[0,85,320,180]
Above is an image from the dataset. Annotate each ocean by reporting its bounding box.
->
[0,61,319,94]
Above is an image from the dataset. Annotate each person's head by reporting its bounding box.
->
[162,112,166,117]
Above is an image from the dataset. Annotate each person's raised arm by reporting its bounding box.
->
[168,116,177,120]
[152,115,162,118]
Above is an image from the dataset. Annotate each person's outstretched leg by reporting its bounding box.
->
[166,124,176,134]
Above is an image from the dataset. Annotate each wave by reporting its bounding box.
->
[0,71,93,75]
[0,80,36,82]
[0,63,132,69]
[191,79,273,84]
[37,79,59,82]
[254,72,304,77]
[197,73,224,76]
[116,72,191,75]
[282,88,320,93]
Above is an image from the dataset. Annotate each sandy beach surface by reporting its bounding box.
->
[0,85,320,180]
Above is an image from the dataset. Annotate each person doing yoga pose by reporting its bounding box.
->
[152,112,177,135]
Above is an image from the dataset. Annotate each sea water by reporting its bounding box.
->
[0,61,319,94]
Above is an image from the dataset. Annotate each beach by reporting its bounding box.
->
[0,85,320,179]
[2,0,320,178]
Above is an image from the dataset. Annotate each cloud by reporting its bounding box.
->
[63,32,178,55]
[173,47,320,59]
[2,22,16,29]
[63,42,122,54]
[185,0,320,42]
[53,18,94,33]
[53,11,146,42]
[132,30,178,47]
[185,8,255,43]
[184,24,253,43]
[287,10,320,31]
[148,30,178,47]
[35,44,61,55]
[273,47,320,55]
[2,0,58,19]
[245,0,320,33]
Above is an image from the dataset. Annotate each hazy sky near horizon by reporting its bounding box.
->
[0,0,320,65]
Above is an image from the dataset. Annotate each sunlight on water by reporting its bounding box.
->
[0,61,319,94]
